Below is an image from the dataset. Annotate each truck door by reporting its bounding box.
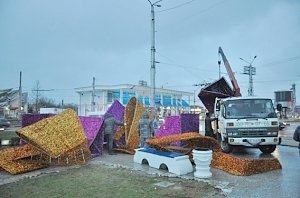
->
[213,98,221,133]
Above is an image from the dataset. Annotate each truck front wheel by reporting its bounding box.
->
[259,145,276,154]
[221,140,232,153]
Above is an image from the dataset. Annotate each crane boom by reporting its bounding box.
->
[218,47,241,97]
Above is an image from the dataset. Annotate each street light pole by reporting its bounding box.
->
[19,71,22,118]
[147,0,162,110]
[240,56,257,96]
[92,77,95,112]
[192,83,202,114]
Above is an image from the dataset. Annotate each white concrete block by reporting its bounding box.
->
[134,148,193,175]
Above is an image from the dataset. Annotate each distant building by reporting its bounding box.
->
[295,106,300,117]
[0,89,28,118]
[274,90,294,109]
[75,83,193,116]
[274,90,296,118]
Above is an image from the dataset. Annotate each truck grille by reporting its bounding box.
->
[239,131,267,137]
[226,127,278,137]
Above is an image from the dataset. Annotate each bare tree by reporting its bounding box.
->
[31,81,54,112]
[32,80,41,112]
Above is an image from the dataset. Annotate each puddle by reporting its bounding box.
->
[154,181,176,188]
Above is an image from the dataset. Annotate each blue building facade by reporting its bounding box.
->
[75,83,193,116]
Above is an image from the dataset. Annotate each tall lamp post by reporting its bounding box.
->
[192,84,202,114]
[147,0,162,110]
[19,71,22,118]
[240,56,257,96]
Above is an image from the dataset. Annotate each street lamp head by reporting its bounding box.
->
[250,55,257,64]
[153,0,163,6]
[148,0,163,6]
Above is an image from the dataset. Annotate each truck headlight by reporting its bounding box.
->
[227,122,234,127]
[228,132,233,136]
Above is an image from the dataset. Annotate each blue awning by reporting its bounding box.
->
[177,99,182,106]
[123,97,130,105]
[112,90,120,100]
[138,96,143,104]
[163,100,172,106]
[182,100,190,107]
[163,95,172,107]
[172,98,177,106]
[155,95,162,106]
[145,97,150,106]
[155,99,162,106]
[122,92,135,105]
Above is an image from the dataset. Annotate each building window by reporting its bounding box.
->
[107,91,113,103]
[112,90,120,100]
[123,91,135,105]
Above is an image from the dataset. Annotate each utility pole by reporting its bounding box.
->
[34,81,40,112]
[91,77,95,112]
[193,90,196,114]
[240,56,257,96]
[218,60,221,79]
[19,71,22,118]
[192,83,205,114]
[147,0,162,110]
[291,83,296,116]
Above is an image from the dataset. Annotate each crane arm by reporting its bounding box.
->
[218,47,241,97]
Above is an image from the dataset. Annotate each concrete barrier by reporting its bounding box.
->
[134,147,193,175]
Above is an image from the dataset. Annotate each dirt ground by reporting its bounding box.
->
[0,163,224,198]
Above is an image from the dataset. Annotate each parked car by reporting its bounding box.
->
[0,118,11,128]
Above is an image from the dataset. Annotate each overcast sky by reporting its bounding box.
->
[0,0,299,106]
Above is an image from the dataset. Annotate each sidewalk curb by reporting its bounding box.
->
[279,144,298,148]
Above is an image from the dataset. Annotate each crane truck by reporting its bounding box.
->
[199,47,281,154]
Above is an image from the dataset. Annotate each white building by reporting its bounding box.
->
[39,108,65,114]
[75,82,193,116]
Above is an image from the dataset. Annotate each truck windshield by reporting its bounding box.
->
[224,99,277,119]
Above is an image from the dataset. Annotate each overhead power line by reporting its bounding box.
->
[156,51,232,79]
[159,61,226,75]
[259,55,300,67]
[254,79,298,83]
[157,0,197,13]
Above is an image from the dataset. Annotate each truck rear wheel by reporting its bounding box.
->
[259,145,276,154]
[221,140,232,153]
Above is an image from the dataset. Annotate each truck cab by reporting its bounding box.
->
[214,97,281,153]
